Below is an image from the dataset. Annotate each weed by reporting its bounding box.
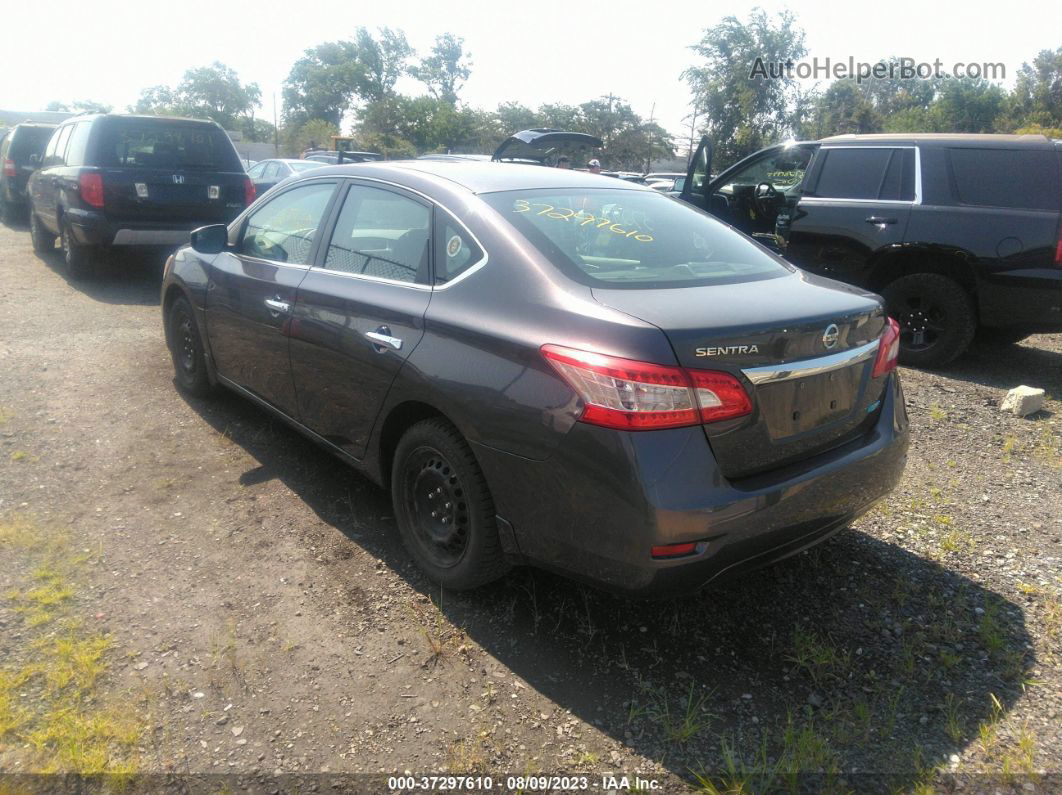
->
[929,402,947,421]
[785,626,847,686]
[942,693,963,744]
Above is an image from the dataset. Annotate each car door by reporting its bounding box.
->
[289,180,434,459]
[781,146,915,286]
[205,178,340,416]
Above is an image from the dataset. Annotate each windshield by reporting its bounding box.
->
[96,119,241,171]
[481,188,791,289]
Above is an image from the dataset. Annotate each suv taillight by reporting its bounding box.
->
[2,158,14,177]
[872,317,901,378]
[243,177,255,206]
[78,172,104,208]
[541,344,752,430]
[1055,222,1062,266]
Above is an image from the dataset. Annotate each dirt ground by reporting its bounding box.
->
[0,218,1059,794]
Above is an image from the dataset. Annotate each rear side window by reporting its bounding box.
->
[321,184,431,284]
[240,181,336,264]
[65,122,93,167]
[95,120,241,171]
[948,148,1058,211]
[43,125,73,167]
[434,213,483,284]
[811,148,914,200]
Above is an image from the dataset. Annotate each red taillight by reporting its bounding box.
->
[872,317,901,378]
[243,177,256,205]
[651,542,698,559]
[1055,224,1062,266]
[541,344,752,431]
[78,172,104,208]
[2,158,15,177]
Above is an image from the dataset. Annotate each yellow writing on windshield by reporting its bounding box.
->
[513,199,653,242]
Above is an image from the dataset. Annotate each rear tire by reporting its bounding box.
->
[29,211,55,253]
[391,418,510,590]
[167,296,215,397]
[882,273,976,368]
[0,199,13,224]
[61,220,95,280]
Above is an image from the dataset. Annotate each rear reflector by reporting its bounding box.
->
[651,542,698,559]
[2,158,14,178]
[243,177,256,205]
[78,172,104,208]
[541,344,752,430]
[872,317,901,378]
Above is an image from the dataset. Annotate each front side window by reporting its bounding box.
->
[481,188,791,289]
[718,146,814,194]
[321,185,431,284]
[240,181,336,264]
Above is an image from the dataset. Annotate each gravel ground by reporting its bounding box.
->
[0,218,1059,793]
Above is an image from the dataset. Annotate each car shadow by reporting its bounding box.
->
[920,337,1062,400]
[35,247,164,307]
[180,388,1034,791]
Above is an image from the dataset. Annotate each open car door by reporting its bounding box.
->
[679,135,713,210]
[492,129,603,164]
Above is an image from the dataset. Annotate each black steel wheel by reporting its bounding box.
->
[392,418,509,590]
[882,273,976,368]
[29,212,55,253]
[167,296,214,396]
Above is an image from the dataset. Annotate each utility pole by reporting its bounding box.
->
[272,93,279,157]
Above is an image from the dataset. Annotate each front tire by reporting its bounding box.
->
[391,418,509,590]
[60,220,95,279]
[167,296,215,397]
[29,211,55,253]
[882,273,976,368]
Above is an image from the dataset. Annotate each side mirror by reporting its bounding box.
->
[190,224,228,254]
[29,154,40,166]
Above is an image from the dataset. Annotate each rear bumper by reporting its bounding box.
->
[473,373,910,597]
[978,268,1062,331]
[65,208,219,248]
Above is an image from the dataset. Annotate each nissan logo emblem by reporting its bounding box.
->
[822,324,840,349]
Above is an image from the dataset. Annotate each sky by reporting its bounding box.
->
[2,0,1058,145]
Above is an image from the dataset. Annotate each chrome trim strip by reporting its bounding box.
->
[741,340,879,385]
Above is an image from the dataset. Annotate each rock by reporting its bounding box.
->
[1001,386,1045,417]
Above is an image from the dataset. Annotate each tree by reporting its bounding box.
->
[495,102,539,135]
[1003,47,1062,130]
[132,62,260,129]
[801,80,883,138]
[46,99,113,114]
[682,8,807,168]
[284,119,339,157]
[350,27,413,104]
[282,42,361,127]
[409,33,472,105]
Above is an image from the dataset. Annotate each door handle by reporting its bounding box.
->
[365,327,403,352]
[264,298,291,315]
[865,216,898,225]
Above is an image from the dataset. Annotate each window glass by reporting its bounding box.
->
[10,126,55,160]
[811,148,892,199]
[949,148,1057,211]
[290,161,325,173]
[42,129,60,163]
[262,162,280,180]
[481,188,790,289]
[65,122,93,167]
[240,182,335,264]
[44,125,72,167]
[718,147,814,194]
[435,214,483,284]
[246,162,266,178]
[95,119,241,171]
[322,185,431,283]
[688,143,709,196]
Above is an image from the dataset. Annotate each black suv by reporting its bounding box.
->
[1,123,57,222]
[681,134,1062,366]
[27,114,253,278]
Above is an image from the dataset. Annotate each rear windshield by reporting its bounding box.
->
[481,188,791,288]
[10,126,55,159]
[95,119,241,172]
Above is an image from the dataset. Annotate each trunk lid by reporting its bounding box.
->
[492,129,603,163]
[99,168,246,223]
[592,272,889,478]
